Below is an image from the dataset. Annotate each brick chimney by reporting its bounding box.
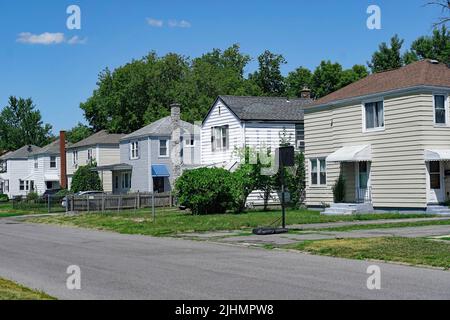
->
[59,131,67,190]
[300,87,311,99]
[170,103,182,185]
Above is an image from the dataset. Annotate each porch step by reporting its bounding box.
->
[323,203,374,215]
[426,205,450,215]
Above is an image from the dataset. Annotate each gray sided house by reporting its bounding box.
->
[66,130,125,192]
[95,104,200,194]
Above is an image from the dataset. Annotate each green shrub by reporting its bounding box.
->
[56,189,73,197]
[229,164,259,213]
[175,167,234,215]
[26,192,39,202]
[0,193,8,202]
[333,172,346,203]
[71,163,103,193]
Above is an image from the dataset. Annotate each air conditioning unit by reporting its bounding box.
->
[296,140,305,150]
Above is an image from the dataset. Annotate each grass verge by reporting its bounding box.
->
[27,207,436,237]
[0,278,55,300]
[313,219,450,232]
[284,237,450,269]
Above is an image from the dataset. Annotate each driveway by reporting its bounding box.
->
[0,219,449,300]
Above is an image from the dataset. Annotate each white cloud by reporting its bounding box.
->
[17,32,87,45]
[67,36,87,45]
[168,20,191,28]
[17,32,65,45]
[146,18,164,27]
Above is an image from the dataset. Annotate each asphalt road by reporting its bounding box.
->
[0,219,449,300]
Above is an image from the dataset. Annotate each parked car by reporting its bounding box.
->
[61,191,105,208]
[42,189,61,200]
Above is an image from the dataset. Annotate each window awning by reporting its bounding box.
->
[151,164,170,177]
[425,149,450,161]
[326,145,372,162]
[44,174,60,182]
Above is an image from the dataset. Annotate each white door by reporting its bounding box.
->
[427,162,445,204]
[356,162,371,203]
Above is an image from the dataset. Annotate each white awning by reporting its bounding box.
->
[44,174,60,182]
[425,149,450,161]
[326,145,372,162]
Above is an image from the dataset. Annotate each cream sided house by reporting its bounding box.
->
[201,94,311,206]
[66,130,125,192]
[304,59,450,215]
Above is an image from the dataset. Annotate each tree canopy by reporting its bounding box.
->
[66,123,93,144]
[0,96,52,151]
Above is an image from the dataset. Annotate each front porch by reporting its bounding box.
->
[323,145,374,215]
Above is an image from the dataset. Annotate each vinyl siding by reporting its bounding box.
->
[305,92,450,209]
[201,100,243,165]
[0,159,30,198]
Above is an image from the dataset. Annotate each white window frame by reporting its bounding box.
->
[309,158,327,187]
[433,93,449,127]
[34,156,38,169]
[87,148,94,162]
[130,141,139,160]
[49,156,57,168]
[19,180,25,191]
[362,99,385,133]
[72,151,78,165]
[159,139,169,157]
[211,125,229,151]
[185,135,195,147]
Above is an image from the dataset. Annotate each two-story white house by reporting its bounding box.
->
[66,130,125,193]
[304,59,450,215]
[201,94,311,206]
[27,139,66,195]
[0,145,41,198]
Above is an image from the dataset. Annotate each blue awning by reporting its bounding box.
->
[151,164,170,177]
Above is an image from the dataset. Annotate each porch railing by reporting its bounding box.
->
[356,186,372,203]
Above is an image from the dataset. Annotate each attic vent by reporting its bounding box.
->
[429,59,439,64]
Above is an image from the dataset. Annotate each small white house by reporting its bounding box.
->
[0,145,41,198]
[201,94,311,206]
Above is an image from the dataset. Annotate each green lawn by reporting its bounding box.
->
[284,237,450,269]
[0,278,55,300]
[0,201,64,217]
[312,219,450,232]
[27,207,436,237]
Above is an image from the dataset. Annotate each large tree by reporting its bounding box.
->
[311,61,343,98]
[406,26,450,64]
[368,35,405,73]
[250,50,287,96]
[427,0,450,27]
[286,67,313,98]
[66,123,93,144]
[0,96,52,151]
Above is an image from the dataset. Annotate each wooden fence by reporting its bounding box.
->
[66,192,174,213]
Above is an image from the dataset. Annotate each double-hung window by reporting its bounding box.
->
[211,125,229,151]
[19,180,25,191]
[130,141,139,160]
[50,156,57,168]
[310,158,326,186]
[72,151,78,166]
[87,149,94,162]
[434,94,447,125]
[159,139,169,157]
[364,101,384,131]
[34,156,38,169]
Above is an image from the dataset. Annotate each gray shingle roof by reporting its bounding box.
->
[217,95,311,122]
[30,139,71,156]
[67,130,125,149]
[0,145,41,160]
[121,116,199,141]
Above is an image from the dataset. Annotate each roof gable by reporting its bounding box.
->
[309,60,450,108]
[67,130,125,149]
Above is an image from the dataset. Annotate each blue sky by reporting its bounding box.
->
[0,0,443,133]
